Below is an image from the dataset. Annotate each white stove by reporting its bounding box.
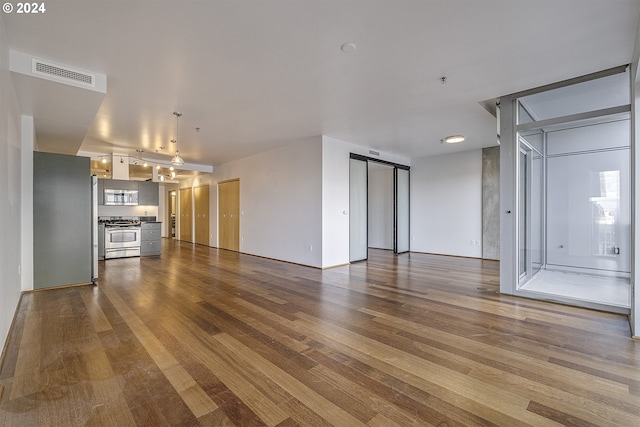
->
[103,219,142,258]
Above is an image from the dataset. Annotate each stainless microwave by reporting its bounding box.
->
[104,189,139,205]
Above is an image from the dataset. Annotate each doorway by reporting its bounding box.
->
[349,154,410,262]
[168,190,176,238]
[508,67,632,311]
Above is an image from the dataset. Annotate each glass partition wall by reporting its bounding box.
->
[511,67,632,311]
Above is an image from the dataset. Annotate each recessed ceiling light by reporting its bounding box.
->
[444,135,465,144]
[340,42,357,53]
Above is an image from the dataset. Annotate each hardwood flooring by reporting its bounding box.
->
[1,240,639,426]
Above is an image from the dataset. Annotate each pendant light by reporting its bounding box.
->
[171,111,185,166]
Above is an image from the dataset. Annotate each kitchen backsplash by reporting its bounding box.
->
[98,205,159,218]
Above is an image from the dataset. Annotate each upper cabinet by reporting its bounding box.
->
[97,177,104,205]
[138,181,159,206]
[98,179,159,206]
[103,179,138,191]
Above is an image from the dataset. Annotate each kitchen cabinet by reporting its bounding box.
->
[98,223,105,260]
[97,178,159,206]
[138,181,159,206]
[141,222,161,255]
[97,178,104,205]
[103,178,138,191]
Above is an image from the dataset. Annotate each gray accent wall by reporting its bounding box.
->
[34,152,92,289]
[482,146,500,260]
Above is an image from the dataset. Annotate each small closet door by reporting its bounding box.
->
[194,185,210,246]
[179,188,193,242]
[218,179,240,251]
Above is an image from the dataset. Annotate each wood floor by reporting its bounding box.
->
[1,240,639,426]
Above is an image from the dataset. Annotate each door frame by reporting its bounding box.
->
[349,153,411,261]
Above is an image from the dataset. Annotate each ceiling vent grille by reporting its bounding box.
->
[32,59,95,87]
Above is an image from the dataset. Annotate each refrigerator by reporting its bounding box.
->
[33,152,96,289]
[91,174,99,282]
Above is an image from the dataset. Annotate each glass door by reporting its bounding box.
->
[518,135,544,287]
[349,156,368,262]
[394,167,410,254]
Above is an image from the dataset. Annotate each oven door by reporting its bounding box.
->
[105,227,141,258]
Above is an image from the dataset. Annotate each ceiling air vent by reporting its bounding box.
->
[32,59,95,88]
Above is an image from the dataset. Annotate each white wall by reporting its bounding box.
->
[368,163,393,250]
[217,137,324,267]
[321,138,350,267]
[411,150,483,258]
[0,12,24,352]
[167,135,419,269]
[321,136,410,268]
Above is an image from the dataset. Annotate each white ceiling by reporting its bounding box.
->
[4,0,639,168]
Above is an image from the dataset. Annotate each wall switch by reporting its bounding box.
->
[309,245,313,251]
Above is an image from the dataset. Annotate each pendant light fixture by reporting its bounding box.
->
[171,111,185,166]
